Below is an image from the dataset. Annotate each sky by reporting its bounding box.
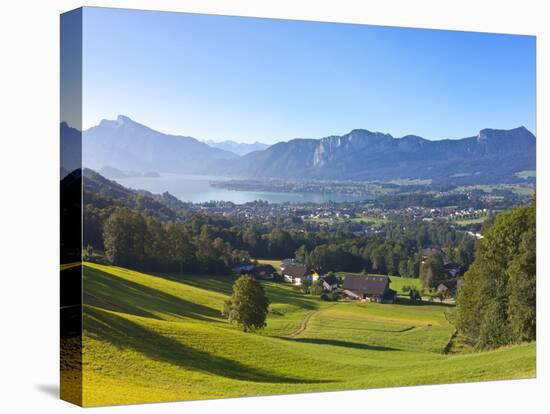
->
[80,7,536,144]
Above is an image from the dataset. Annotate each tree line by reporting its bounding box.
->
[84,199,475,279]
[456,196,536,349]
[293,219,474,278]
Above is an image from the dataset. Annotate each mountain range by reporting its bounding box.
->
[205,139,269,156]
[71,115,536,185]
[81,115,237,173]
[227,127,536,184]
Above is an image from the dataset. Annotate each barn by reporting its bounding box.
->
[342,275,396,303]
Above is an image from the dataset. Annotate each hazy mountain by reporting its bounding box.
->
[78,116,535,185]
[98,165,160,179]
[82,115,237,174]
[205,139,269,156]
[224,127,535,184]
[81,168,190,220]
[60,122,82,179]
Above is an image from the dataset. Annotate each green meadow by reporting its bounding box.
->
[74,263,535,406]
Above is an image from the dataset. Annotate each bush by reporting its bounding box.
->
[310,281,324,295]
[409,288,422,301]
[321,292,339,302]
[300,278,312,293]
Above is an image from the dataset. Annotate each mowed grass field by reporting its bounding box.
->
[73,263,536,406]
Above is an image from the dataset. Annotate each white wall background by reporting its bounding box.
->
[0,0,548,412]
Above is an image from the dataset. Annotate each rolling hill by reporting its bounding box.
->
[62,263,536,406]
[75,168,190,221]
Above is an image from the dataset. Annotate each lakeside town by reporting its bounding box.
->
[185,183,533,236]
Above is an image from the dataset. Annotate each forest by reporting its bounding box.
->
[456,196,536,349]
[83,192,476,282]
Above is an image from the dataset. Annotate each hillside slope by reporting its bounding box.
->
[66,263,537,406]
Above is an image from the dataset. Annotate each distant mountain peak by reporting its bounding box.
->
[347,128,392,137]
[205,139,269,156]
[83,116,238,173]
[116,114,133,124]
[97,114,138,130]
[477,126,535,145]
[228,126,535,184]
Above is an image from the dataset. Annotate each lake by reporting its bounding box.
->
[114,174,368,204]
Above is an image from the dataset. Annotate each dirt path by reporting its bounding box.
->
[287,304,337,339]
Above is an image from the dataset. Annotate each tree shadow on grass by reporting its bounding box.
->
[84,307,332,385]
[84,268,220,322]
[155,272,236,296]
[363,325,416,333]
[284,337,400,352]
[155,272,319,311]
[395,297,455,308]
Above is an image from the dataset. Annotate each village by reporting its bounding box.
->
[192,198,491,232]
[232,252,461,304]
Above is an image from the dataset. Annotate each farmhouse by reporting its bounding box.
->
[342,275,396,303]
[443,262,462,278]
[283,264,316,285]
[232,263,256,273]
[280,258,298,271]
[320,274,339,291]
[421,246,442,262]
[249,264,277,280]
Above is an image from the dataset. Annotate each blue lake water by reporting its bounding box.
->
[114,174,367,204]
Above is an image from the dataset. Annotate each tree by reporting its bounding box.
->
[507,222,536,342]
[407,256,420,278]
[398,260,408,277]
[420,252,444,288]
[456,196,536,349]
[222,275,269,332]
[103,208,147,266]
[168,223,195,274]
[409,288,422,301]
[242,226,260,255]
[295,244,309,264]
[310,280,324,295]
[300,277,312,293]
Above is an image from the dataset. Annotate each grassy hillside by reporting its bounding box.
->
[76,263,535,406]
[388,275,424,295]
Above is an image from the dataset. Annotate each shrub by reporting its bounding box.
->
[310,281,324,295]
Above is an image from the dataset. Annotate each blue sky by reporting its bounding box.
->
[81,7,536,143]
